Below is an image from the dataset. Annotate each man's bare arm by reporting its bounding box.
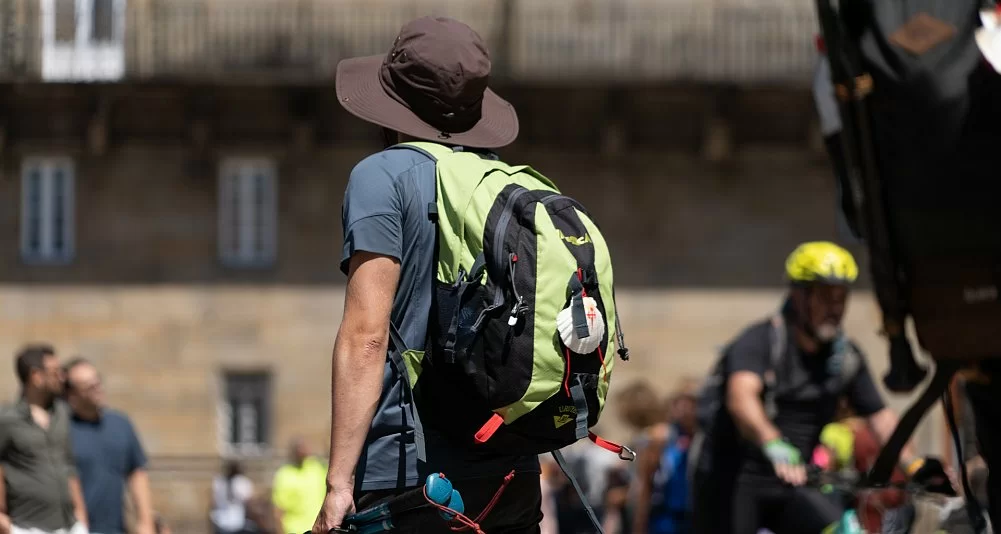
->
[128,469,156,532]
[726,372,782,446]
[68,477,87,527]
[325,252,401,494]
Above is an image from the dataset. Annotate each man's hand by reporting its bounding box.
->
[907,457,957,496]
[0,512,11,534]
[763,438,807,486]
[311,489,356,534]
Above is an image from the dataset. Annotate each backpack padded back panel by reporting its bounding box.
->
[841,0,1001,359]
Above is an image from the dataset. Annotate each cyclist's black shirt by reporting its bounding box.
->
[706,315,885,479]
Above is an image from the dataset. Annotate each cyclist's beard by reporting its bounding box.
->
[792,290,841,346]
[813,322,840,344]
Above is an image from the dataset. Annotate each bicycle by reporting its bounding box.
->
[303,472,469,534]
[804,464,961,534]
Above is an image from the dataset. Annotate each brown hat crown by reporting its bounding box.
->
[379,16,492,135]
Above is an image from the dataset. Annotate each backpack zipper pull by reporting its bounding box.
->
[507,253,525,326]
[508,295,524,326]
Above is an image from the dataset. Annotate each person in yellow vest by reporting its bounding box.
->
[272,438,327,534]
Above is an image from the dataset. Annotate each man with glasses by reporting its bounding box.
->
[64,358,154,534]
[0,344,88,534]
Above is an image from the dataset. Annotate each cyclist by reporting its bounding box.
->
[690,241,940,534]
[310,16,540,534]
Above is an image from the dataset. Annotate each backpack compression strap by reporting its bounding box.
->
[547,433,636,534]
[551,449,606,534]
[387,321,427,463]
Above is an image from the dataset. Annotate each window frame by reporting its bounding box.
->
[20,156,76,265]
[218,369,273,457]
[217,157,279,269]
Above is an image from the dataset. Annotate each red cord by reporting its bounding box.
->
[597,345,609,383]
[470,471,515,525]
[423,486,484,534]
[427,471,515,533]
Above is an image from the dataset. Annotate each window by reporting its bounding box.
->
[218,158,278,267]
[220,371,271,454]
[21,157,75,264]
[91,0,115,43]
[41,0,126,82]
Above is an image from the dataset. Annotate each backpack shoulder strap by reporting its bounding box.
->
[390,141,457,161]
[764,314,787,420]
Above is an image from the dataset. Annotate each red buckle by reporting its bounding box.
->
[474,414,504,444]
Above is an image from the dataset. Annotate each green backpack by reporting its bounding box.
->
[390,141,630,458]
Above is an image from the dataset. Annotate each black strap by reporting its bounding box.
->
[942,384,988,534]
[469,252,487,282]
[864,360,960,487]
[570,376,590,440]
[612,288,629,361]
[387,321,427,463]
[763,314,786,420]
[551,450,605,534]
[388,322,406,355]
[571,294,590,340]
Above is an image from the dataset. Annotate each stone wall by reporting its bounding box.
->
[0,285,947,533]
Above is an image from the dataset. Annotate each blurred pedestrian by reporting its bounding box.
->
[272,438,325,534]
[631,380,698,534]
[63,358,154,534]
[210,461,255,534]
[539,456,562,534]
[0,344,88,534]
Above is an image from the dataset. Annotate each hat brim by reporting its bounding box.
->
[336,55,519,149]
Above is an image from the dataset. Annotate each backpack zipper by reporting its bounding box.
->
[492,187,530,282]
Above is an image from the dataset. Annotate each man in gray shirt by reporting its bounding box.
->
[0,345,88,534]
[311,16,540,534]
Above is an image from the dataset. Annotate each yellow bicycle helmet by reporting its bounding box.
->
[785,241,859,285]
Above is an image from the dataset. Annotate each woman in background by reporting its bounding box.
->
[631,379,699,534]
[210,460,256,534]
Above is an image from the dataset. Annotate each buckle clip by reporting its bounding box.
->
[619,444,637,462]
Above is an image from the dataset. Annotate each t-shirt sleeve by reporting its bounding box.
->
[725,323,772,378]
[340,154,405,275]
[846,348,886,417]
[124,416,149,473]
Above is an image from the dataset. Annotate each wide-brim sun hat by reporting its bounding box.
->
[335,16,519,149]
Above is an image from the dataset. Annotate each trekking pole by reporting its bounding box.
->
[307,473,464,534]
[812,0,927,393]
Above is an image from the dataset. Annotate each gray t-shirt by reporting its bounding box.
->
[341,145,539,493]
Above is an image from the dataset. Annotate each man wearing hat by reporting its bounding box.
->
[312,16,541,534]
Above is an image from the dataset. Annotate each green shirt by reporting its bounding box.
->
[272,456,327,534]
[0,398,77,531]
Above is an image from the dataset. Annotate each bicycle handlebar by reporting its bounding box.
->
[303,473,464,534]
[804,464,949,495]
